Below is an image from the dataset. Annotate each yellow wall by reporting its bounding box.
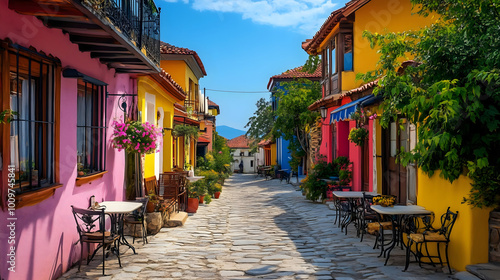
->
[160,60,199,103]
[137,76,178,178]
[270,143,277,166]
[341,0,437,90]
[417,170,491,270]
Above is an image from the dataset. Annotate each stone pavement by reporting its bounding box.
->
[60,174,454,280]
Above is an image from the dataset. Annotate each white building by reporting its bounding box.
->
[227,135,255,173]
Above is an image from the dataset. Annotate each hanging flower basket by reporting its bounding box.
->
[348,127,369,146]
[111,120,162,154]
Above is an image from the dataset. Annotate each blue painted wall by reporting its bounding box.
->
[272,81,294,173]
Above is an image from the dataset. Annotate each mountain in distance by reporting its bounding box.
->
[216,125,246,140]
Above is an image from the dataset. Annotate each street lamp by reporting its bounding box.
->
[320,106,328,120]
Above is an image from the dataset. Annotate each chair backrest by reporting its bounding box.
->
[159,172,181,198]
[71,206,106,237]
[144,176,158,196]
[438,207,458,239]
[361,192,380,216]
[135,196,149,218]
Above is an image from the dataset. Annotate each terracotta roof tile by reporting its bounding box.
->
[267,65,322,89]
[302,0,369,55]
[207,99,218,107]
[160,41,207,76]
[227,135,251,149]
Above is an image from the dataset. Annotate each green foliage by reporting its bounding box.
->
[348,127,369,146]
[245,98,274,150]
[0,109,17,124]
[188,180,206,198]
[273,78,322,158]
[173,124,199,145]
[301,156,352,202]
[303,55,321,74]
[360,0,500,208]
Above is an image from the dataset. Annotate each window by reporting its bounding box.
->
[343,33,353,71]
[240,152,244,156]
[77,79,107,176]
[250,160,254,168]
[8,44,58,193]
[248,151,252,156]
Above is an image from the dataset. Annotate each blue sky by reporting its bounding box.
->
[159,0,346,131]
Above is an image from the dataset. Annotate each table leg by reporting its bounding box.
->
[110,213,137,254]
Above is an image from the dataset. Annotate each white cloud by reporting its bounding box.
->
[165,0,338,35]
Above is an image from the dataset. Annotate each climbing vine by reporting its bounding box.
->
[358,0,500,208]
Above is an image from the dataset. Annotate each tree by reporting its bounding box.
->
[272,78,321,171]
[359,0,500,208]
[245,97,274,151]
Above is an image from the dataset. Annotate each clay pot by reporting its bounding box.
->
[199,195,205,204]
[214,192,221,199]
[146,201,156,213]
[187,198,199,213]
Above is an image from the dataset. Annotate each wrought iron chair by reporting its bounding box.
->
[176,171,189,212]
[123,197,149,244]
[71,206,121,275]
[158,172,182,212]
[406,207,458,274]
[144,176,176,214]
[357,193,380,242]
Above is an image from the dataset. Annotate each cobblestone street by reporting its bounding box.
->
[60,174,452,280]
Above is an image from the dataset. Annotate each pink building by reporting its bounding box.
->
[0,0,160,279]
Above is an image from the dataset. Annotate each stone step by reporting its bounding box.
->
[452,271,482,280]
[466,263,500,280]
[164,211,188,227]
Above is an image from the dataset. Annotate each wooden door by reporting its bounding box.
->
[382,121,407,204]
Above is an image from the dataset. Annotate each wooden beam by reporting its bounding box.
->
[69,35,117,46]
[90,52,135,59]
[99,57,142,63]
[9,0,83,17]
[45,19,100,30]
[78,44,128,53]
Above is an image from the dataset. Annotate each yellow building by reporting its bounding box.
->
[303,0,491,271]
[160,42,207,170]
[138,71,186,179]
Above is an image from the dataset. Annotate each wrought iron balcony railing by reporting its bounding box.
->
[82,0,160,67]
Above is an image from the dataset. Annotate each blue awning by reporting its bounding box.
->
[330,94,374,123]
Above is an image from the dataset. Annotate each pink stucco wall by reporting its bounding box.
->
[0,1,132,279]
[348,121,362,191]
[319,111,331,162]
[368,119,374,192]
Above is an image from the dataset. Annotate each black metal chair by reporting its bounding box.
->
[123,197,149,244]
[71,206,121,275]
[357,193,380,242]
[406,207,458,274]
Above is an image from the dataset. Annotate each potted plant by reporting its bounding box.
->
[146,191,159,213]
[110,119,162,154]
[348,127,369,146]
[213,183,222,199]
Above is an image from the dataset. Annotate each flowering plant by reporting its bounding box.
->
[111,120,162,154]
[348,127,369,146]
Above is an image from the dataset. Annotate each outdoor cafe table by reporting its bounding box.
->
[99,201,142,254]
[370,205,432,268]
[186,176,204,183]
[333,191,378,235]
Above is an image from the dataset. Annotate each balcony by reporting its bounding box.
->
[10,0,160,73]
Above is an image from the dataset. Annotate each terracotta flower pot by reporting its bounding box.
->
[187,198,199,213]
[214,192,221,199]
[146,201,156,213]
[199,195,205,204]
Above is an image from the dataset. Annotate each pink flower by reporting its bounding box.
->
[219,151,222,154]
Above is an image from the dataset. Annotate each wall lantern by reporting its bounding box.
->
[320,106,328,120]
